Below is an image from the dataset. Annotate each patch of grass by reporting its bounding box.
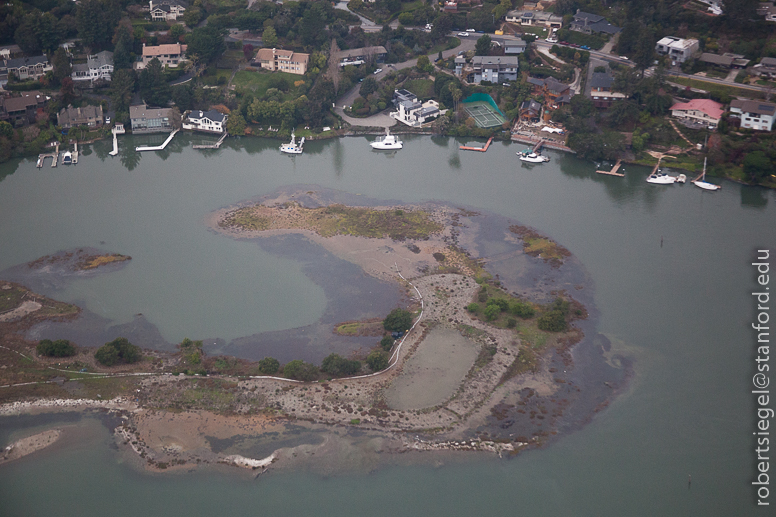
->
[333,319,385,337]
[509,225,571,267]
[79,254,131,270]
[335,323,361,335]
[668,76,766,99]
[403,78,435,100]
[427,37,460,57]
[0,287,25,312]
[499,348,539,384]
[232,70,304,98]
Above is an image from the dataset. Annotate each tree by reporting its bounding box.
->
[183,8,203,28]
[366,350,389,371]
[743,151,772,183]
[226,112,246,135]
[0,121,12,139]
[321,354,361,376]
[170,24,186,42]
[475,34,492,56]
[139,58,171,107]
[326,38,341,95]
[95,337,141,366]
[258,357,280,374]
[76,0,120,49]
[110,69,136,114]
[383,308,413,333]
[538,310,567,332]
[60,77,75,105]
[380,335,394,351]
[416,54,433,73]
[37,339,76,357]
[492,0,512,21]
[112,23,134,70]
[52,48,72,86]
[186,26,226,64]
[262,26,278,48]
[243,44,255,62]
[282,360,318,381]
[484,304,500,321]
[359,76,378,97]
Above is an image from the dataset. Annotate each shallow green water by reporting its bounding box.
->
[0,134,774,515]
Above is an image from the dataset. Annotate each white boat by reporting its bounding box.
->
[693,158,720,191]
[370,128,403,150]
[280,131,304,154]
[62,150,72,165]
[518,151,550,163]
[646,170,676,184]
[675,174,686,184]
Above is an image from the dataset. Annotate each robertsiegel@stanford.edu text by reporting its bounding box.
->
[753,249,772,507]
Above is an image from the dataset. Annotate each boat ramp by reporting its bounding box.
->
[135,129,179,152]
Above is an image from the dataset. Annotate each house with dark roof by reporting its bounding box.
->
[0,91,47,126]
[491,38,526,55]
[71,51,114,84]
[505,10,563,28]
[588,69,626,108]
[757,2,776,22]
[0,55,52,86]
[729,99,776,131]
[519,99,542,123]
[182,109,227,133]
[130,104,174,134]
[528,76,573,107]
[57,105,104,129]
[698,52,750,69]
[469,56,518,84]
[753,57,776,79]
[570,10,621,35]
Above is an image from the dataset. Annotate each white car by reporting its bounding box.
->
[466,28,475,32]
[373,68,383,75]
[458,32,469,37]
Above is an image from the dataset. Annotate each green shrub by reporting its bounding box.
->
[258,357,280,374]
[507,317,517,328]
[537,310,567,332]
[509,300,535,318]
[37,339,76,357]
[383,308,413,332]
[484,304,501,321]
[95,337,141,366]
[380,335,394,351]
[321,353,361,376]
[467,302,480,312]
[486,298,509,311]
[283,360,318,381]
[366,350,389,371]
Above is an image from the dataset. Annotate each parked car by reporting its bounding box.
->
[373,68,383,75]
[560,41,569,45]
[458,32,469,37]
[580,45,590,50]
[466,28,475,32]
[105,116,111,125]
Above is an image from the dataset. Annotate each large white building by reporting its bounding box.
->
[670,98,724,129]
[729,99,776,132]
[182,109,227,133]
[655,37,700,64]
[389,89,443,128]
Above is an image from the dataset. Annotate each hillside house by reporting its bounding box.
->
[253,48,309,75]
[527,76,573,107]
[729,99,776,132]
[71,51,114,84]
[136,44,187,70]
[656,37,699,64]
[149,0,187,21]
[569,10,621,35]
[0,91,47,126]
[670,99,724,129]
[57,105,104,129]
[0,55,52,86]
[753,57,776,80]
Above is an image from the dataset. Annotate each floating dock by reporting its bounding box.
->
[596,159,623,177]
[109,128,119,156]
[459,136,493,152]
[37,143,59,168]
[192,132,228,149]
[135,129,179,152]
[71,142,79,164]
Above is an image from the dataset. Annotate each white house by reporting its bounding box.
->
[389,90,443,127]
[757,2,776,21]
[136,44,187,70]
[71,51,114,83]
[182,109,227,133]
[149,0,187,21]
[655,37,700,64]
[729,99,776,132]
[0,55,52,86]
[669,98,724,129]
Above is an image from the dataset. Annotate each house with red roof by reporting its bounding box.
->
[670,98,724,129]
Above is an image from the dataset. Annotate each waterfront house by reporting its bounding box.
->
[71,51,114,84]
[253,48,309,75]
[389,90,443,127]
[182,109,227,133]
[57,105,104,129]
[130,104,174,134]
[527,76,573,107]
[670,98,724,129]
[588,69,626,108]
[136,44,187,70]
[519,99,542,123]
[655,37,699,64]
[149,0,187,21]
[729,99,776,132]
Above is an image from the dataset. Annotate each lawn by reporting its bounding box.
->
[403,78,435,100]
[232,70,305,98]
[557,29,606,50]
[427,37,460,57]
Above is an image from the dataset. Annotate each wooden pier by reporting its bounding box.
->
[71,142,79,164]
[37,143,59,168]
[193,132,228,149]
[596,159,624,177]
[459,136,493,152]
[109,128,119,156]
[533,140,544,153]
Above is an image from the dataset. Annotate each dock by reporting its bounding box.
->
[36,143,59,168]
[533,139,544,153]
[596,159,624,177]
[192,132,228,149]
[511,135,574,153]
[459,136,493,152]
[71,142,79,164]
[109,128,119,156]
[135,129,179,152]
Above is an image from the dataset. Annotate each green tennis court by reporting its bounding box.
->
[462,101,506,128]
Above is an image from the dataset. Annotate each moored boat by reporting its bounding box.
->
[370,128,403,150]
[280,131,304,154]
[692,158,720,191]
[62,151,72,165]
[518,151,550,163]
[646,170,676,184]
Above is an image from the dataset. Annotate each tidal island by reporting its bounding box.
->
[0,192,626,474]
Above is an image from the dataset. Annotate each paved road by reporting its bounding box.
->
[335,34,476,127]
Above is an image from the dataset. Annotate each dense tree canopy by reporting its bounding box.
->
[37,339,76,358]
[383,308,414,333]
[95,337,141,366]
[139,58,171,107]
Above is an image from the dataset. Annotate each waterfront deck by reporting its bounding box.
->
[193,132,228,149]
[511,134,574,153]
[37,144,59,168]
[109,128,119,156]
[135,129,179,152]
[596,159,624,177]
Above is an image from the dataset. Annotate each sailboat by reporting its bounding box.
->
[693,158,721,191]
[279,131,304,154]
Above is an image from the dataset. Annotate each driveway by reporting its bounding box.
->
[334,34,476,127]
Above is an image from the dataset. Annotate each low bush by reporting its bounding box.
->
[37,339,76,357]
